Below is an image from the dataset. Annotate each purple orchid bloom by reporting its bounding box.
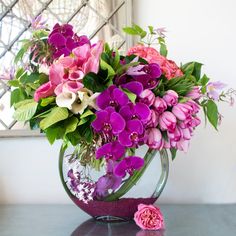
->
[207,81,227,101]
[96,141,125,160]
[48,23,90,59]
[119,102,151,124]
[118,119,144,147]
[91,107,126,135]
[127,63,162,89]
[114,156,145,177]
[96,85,129,110]
[121,81,144,96]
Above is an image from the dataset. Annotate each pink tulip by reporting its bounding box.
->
[176,139,190,152]
[163,90,178,106]
[153,97,167,114]
[181,116,201,128]
[172,103,192,121]
[168,126,182,142]
[139,89,155,106]
[34,81,55,102]
[159,111,176,132]
[186,100,200,114]
[146,128,164,150]
[187,86,202,100]
[146,109,159,128]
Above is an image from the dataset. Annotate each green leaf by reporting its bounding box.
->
[160,43,168,57]
[205,100,218,130]
[45,126,62,144]
[14,42,31,64]
[181,62,203,81]
[123,24,147,39]
[10,88,26,106]
[40,107,69,130]
[200,74,209,86]
[83,72,107,92]
[170,148,177,160]
[80,109,94,119]
[123,27,139,35]
[13,99,38,121]
[40,96,55,107]
[181,62,195,75]
[8,80,20,87]
[21,72,40,84]
[122,88,137,103]
[148,25,154,34]
[64,116,78,135]
[100,58,116,78]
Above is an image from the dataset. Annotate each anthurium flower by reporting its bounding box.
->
[114,156,144,177]
[92,107,126,135]
[119,103,151,124]
[96,141,125,160]
[118,119,144,147]
[96,85,129,110]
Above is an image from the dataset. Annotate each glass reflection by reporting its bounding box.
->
[71,218,165,236]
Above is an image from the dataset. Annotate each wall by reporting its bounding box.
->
[0,0,236,204]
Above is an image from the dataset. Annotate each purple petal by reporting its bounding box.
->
[118,130,132,147]
[114,160,127,177]
[126,120,143,134]
[112,141,126,160]
[110,112,126,134]
[129,156,145,170]
[134,103,151,122]
[91,110,109,131]
[66,37,76,51]
[96,143,112,159]
[48,33,66,47]
[96,89,110,109]
[122,81,144,96]
[112,88,129,106]
[119,104,133,121]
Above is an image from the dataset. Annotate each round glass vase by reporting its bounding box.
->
[59,144,169,222]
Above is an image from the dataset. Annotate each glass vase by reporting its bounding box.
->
[59,144,169,222]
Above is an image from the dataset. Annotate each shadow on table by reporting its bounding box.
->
[71,218,165,236]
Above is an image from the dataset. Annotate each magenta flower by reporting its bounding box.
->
[96,85,129,110]
[34,81,55,102]
[119,103,151,124]
[127,63,162,89]
[163,90,178,106]
[153,97,167,114]
[121,81,143,96]
[48,23,90,59]
[114,156,144,177]
[118,120,144,147]
[95,173,122,198]
[96,141,125,160]
[207,81,227,101]
[139,89,155,106]
[159,111,176,132]
[92,107,126,135]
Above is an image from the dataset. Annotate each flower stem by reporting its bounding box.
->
[104,148,158,201]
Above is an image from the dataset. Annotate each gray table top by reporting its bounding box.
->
[0,204,235,236]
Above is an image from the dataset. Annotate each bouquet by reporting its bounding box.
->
[2,19,234,204]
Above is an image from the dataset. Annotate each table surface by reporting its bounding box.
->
[0,204,236,236]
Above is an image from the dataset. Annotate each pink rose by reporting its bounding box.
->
[127,45,183,80]
[34,81,55,102]
[134,204,165,230]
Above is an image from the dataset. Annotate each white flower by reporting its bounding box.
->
[56,88,77,109]
[38,64,49,75]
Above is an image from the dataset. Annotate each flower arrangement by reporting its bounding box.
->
[1,20,235,208]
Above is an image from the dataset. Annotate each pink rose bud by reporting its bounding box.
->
[172,103,192,121]
[146,128,164,150]
[187,86,202,100]
[153,97,167,114]
[139,89,155,106]
[134,204,165,230]
[146,109,159,128]
[159,111,176,132]
[163,90,178,106]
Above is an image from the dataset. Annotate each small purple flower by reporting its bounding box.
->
[118,120,144,147]
[31,14,47,30]
[0,67,15,81]
[96,141,125,160]
[119,103,151,124]
[114,156,144,177]
[92,107,126,135]
[207,81,227,101]
[127,63,162,89]
[96,85,129,110]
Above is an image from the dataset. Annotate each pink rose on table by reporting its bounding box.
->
[134,204,165,230]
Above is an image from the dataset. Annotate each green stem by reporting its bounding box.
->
[104,148,158,201]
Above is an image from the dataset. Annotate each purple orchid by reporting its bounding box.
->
[119,102,151,124]
[114,156,144,177]
[127,63,162,89]
[91,107,126,135]
[207,81,227,101]
[96,85,129,110]
[118,119,144,147]
[48,23,90,59]
[96,141,125,160]
[121,81,144,96]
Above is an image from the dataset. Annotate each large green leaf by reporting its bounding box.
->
[40,107,69,130]
[64,116,78,135]
[83,72,107,92]
[10,88,26,106]
[13,99,38,121]
[205,100,218,130]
